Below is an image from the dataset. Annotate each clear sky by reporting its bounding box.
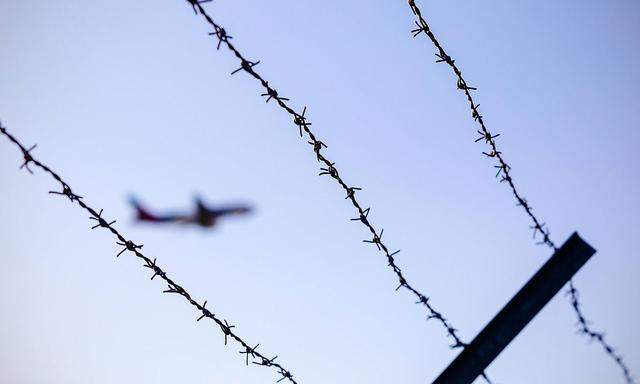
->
[1,1,638,383]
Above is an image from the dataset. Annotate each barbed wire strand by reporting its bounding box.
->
[183,1,495,382]
[406,1,634,382]
[0,123,299,384]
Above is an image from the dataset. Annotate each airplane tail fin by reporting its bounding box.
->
[128,195,157,221]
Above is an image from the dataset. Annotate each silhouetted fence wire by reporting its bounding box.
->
[183,0,497,381]
[406,1,633,382]
[2,1,631,382]
[0,123,299,384]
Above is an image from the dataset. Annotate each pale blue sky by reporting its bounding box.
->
[1,1,638,383]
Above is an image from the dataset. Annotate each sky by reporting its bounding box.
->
[1,1,639,383]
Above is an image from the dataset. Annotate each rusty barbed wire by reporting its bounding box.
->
[183,1,494,382]
[0,123,299,384]
[406,1,634,382]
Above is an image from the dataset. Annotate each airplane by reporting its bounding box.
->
[129,196,252,228]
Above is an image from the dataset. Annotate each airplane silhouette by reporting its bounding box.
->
[129,196,252,228]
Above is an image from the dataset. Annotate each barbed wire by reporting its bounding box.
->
[406,1,634,382]
[183,0,495,382]
[0,123,299,384]
[407,0,554,250]
[567,281,634,383]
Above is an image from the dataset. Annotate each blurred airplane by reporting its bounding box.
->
[129,196,252,228]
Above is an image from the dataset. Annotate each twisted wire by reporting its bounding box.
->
[0,123,298,384]
[406,1,634,382]
[183,0,496,381]
[567,281,634,383]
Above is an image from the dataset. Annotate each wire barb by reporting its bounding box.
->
[116,240,143,257]
[231,59,260,75]
[187,0,213,15]
[19,144,37,174]
[261,84,289,103]
[89,209,116,229]
[220,319,235,346]
[363,229,383,250]
[345,186,361,199]
[49,184,83,202]
[253,355,278,367]
[209,26,232,50]
[294,107,311,137]
[239,343,260,365]
[318,163,338,178]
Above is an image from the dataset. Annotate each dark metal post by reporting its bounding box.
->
[432,232,595,384]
